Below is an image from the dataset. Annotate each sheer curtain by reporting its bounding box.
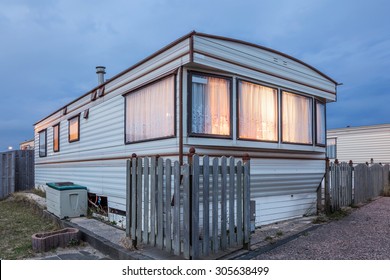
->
[316,102,326,145]
[126,76,174,142]
[282,91,312,144]
[238,81,278,141]
[191,75,230,135]
[39,130,46,157]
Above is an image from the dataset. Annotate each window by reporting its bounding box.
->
[125,75,175,143]
[238,81,278,141]
[68,115,80,142]
[316,101,326,146]
[190,73,231,136]
[53,124,60,152]
[326,138,337,158]
[282,91,313,144]
[38,129,47,157]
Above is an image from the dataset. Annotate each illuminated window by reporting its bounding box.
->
[38,129,47,157]
[282,91,313,144]
[190,73,231,137]
[125,75,175,143]
[238,81,278,141]
[316,101,326,146]
[68,115,80,142]
[53,124,60,152]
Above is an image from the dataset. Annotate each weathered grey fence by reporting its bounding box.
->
[325,161,389,212]
[126,155,251,259]
[0,150,34,200]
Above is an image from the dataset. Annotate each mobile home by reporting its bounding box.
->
[34,32,337,227]
[327,124,390,164]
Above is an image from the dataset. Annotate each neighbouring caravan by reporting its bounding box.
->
[34,32,338,227]
[327,124,390,164]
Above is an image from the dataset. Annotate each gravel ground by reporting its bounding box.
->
[252,197,390,260]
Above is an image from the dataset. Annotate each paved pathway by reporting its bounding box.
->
[249,197,390,260]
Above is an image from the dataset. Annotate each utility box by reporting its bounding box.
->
[46,182,88,219]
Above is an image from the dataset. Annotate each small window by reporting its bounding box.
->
[125,75,175,143]
[238,80,278,141]
[38,129,47,157]
[316,101,326,146]
[189,73,231,137]
[326,138,337,159]
[68,115,80,142]
[53,124,60,152]
[282,91,313,144]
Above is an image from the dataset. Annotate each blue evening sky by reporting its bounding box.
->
[1,0,389,150]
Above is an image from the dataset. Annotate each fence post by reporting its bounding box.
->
[187,147,195,259]
[324,158,331,214]
[243,153,251,250]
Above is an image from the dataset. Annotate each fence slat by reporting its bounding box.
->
[136,158,143,242]
[243,161,250,247]
[191,155,200,259]
[202,155,210,256]
[157,157,164,249]
[143,157,150,243]
[173,161,181,256]
[182,164,190,259]
[212,157,219,254]
[220,156,227,250]
[131,158,137,241]
[236,161,243,245]
[165,159,172,253]
[150,157,157,246]
[229,157,236,246]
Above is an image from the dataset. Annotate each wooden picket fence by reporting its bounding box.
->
[126,154,251,259]
[325,161,390,212]
[0,150,34,200]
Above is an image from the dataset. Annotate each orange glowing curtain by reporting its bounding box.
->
[126,76,175,142]
[282,91,312,144]
[238,81,278,141]
[191,75,230,135]
[69,117,79,142]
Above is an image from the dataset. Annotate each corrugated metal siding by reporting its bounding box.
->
[327,125,390,164]
[192,36,336,101]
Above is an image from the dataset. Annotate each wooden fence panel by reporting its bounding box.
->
[127,155,250,259]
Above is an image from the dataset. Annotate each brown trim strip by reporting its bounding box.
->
[194,50,336,95]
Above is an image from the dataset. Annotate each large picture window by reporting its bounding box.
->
[316,101,326,146]
[68,115,80,142]
[125,75,175,143]
[282,91,313,144]
[53,124,60,152]
[38,129,47,157]
[238,81,278,141]
[190,73,231,136]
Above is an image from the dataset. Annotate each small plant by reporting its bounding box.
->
[276,230,283,237]
[312,215,328,224]
[303,231,309,237]
[67,238,79,247]
[264,236,273,242]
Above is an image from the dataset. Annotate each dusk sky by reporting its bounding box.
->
[1,0,389,151]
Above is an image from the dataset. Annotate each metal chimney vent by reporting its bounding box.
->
[96,66,106,85]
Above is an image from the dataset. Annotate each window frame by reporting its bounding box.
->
[38,129,47,157]
[236,79,279,143]
[123,74,177,145]
[52,123,60,152]
[315,100,326,147]
[188,71,233,139]
[68,115,80,143]
[281,90,313,145]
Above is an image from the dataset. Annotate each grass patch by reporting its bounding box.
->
[0,195,59,260]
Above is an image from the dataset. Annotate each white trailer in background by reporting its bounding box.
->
[34,31,337,227]
[327,124,390,164]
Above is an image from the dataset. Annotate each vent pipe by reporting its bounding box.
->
[96,66,106,85]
